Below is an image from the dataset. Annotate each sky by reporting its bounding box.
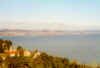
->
[0,0,100,31]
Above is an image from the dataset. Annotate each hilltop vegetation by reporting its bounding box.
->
[0,39,99,68]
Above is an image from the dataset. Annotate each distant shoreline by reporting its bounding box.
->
[0,29,100,36]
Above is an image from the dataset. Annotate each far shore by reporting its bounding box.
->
[0,30,100,36]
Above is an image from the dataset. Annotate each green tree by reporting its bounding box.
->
[17,45,24,57]
[0,39,4,53]
[0,39,13,53]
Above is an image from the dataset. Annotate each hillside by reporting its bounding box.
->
[0,39,99,68]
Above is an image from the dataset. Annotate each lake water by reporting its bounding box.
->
[0,34,100,63]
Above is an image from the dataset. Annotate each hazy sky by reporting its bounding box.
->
[0,0,100,31]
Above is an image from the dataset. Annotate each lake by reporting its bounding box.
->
[0,34,100,63]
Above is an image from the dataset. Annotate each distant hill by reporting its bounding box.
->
[0,29,100,36]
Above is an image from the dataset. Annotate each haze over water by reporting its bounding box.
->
[0,34,100,64]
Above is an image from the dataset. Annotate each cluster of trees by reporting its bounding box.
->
[0,39,12,53]
[8,52,100,68]
[6,51,100,68]
[0,39,24,56]
[31,52,100,68]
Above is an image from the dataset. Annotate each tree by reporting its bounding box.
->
[0,39,4,53]
[17,45,24,57]
[6,40,13,50]
[0,39,13,53]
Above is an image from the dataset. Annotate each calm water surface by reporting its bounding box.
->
[0,34,100,63]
